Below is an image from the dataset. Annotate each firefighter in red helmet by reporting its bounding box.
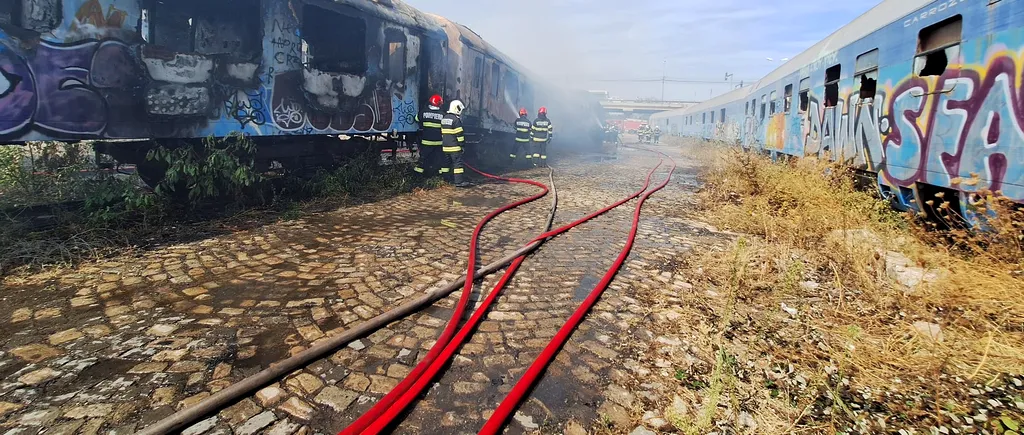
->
[531,107,553,166]
[414,94,445,176]
[510,108,532,167]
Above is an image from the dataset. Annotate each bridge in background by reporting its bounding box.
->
[599,99,699,120]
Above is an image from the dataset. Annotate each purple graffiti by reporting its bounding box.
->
[0,38,142,139]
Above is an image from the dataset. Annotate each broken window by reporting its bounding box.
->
[799,78,810,112]
[472,57,483,89]
[769,90,777,115]
[856,49,879,99]
[915,15,962,77]
[760,95,766,120]
[0,0,19,26]
[143,0,261,58]
[491,62,500,97]
[784,84,793,113]
[824,64,841,107]
[384,29,406,84]
[505,71,519,104]
[301,4,366,74]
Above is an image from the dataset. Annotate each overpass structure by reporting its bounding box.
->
[599,99,700,120]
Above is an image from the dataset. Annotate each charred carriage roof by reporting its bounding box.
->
[312,0,444,34]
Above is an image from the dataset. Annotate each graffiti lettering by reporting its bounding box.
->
[0,38,145,138]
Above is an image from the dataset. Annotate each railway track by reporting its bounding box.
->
[0,144,700,435]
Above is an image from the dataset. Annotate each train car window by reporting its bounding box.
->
[143,0,260,57]
[720,109,725,123]
[750,99,756,116]
[769,90,777,115]
[702,113,706,124]
[0,0,19,26]
[759,95,766,120]
[710,111,715,124]
[855,49,879,99]
[505,71,519,104]
[491,62,500,97]
[798,78,810,112]
[784,84,793,113]
[301,5,367,74]
[384,29,406,84]
[824,65,840,107]
[915,15,962,77]
[472,57,483,89]
[744,101,750,116]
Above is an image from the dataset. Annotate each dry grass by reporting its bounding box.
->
[677,142,1024,431]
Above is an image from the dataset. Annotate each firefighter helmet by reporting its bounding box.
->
[519,108,528,116]
[449,100,465,115]
[429,94,443,108]
[538,107,547,115]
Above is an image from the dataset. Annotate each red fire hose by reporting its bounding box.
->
[339,166,551,435]
[349,154,670,434]
[480,149,676,434]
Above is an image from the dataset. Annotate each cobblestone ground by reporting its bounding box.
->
[0,143,723,435]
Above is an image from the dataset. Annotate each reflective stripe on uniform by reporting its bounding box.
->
[531,126,545,131]
[541,155,547,159]
[453,168,464,174]
[532,137,547,142]
[533,153,540,157]
[442,146,462,152]
[440,167,451,173]
[421,140,443,146]
[525,155,533,159]
[413,167,425,173]
[441,127,464,134]
[423,122,443,128]
[515,138,530,142]
[516,128,530,132]
[509,154,517,158]
[457,136,465,142]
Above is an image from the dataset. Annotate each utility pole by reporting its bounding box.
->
[661,60,666,102]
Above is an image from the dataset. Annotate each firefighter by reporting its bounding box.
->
[531,107,553,165]
[511,108,532,166]
[653,125,662,144]
[441,100,469,187]
[414,94,445,176]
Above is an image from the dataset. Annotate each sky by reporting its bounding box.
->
[402,0,882,102]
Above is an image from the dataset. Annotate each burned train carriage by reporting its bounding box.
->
[0,0,561,181]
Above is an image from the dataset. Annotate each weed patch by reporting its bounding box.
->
[664,140,1024,432]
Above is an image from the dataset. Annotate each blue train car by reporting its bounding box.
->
[652,0,1024,220]
[0,0,594,183]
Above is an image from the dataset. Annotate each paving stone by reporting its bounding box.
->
[256,385,287,407]
[285,373,324,395]
[128,362,168,374]
[315,386,358,412]
[147,323,180,336]
[278,397,314,421]
[236,411,277,435]
[182,416,219,435]
[11,343,63,363]
[48,328,84,345]
[266,419,302,435]
[63,404,113,419]
[18,368,60,385]
[11,307,32,322]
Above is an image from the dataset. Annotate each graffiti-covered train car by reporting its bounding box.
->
[652,0,1024,221]
[0,0,582,184]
